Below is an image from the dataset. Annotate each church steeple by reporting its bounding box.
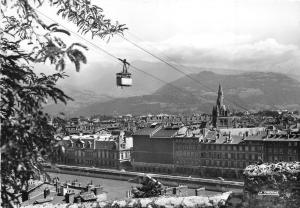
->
[212,83,233,128]
[216,83,223,108]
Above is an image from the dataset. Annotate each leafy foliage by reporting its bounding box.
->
[0,37,71,206]
[1,0,126,206]
[53,0,127,39]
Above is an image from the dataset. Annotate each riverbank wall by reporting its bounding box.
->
[45,165,243,192]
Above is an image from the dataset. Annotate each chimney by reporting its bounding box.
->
[202,128,207,136]
[225,136,228,143]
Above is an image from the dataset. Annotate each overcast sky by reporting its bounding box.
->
[38,0,300,78]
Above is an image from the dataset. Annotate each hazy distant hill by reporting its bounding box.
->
[44,61,246,115]
[43,87,114,115]
[71,71,300,116]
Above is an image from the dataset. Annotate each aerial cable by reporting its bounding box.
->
[126,30,197,73]
[37,10,248,111]
[119,34,249,111]
[35,10,209,101]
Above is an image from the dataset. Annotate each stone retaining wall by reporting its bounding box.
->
[243,162,300,208]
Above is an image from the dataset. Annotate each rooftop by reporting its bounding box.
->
[63,134,115,142]
[202,131,244,145]
[204,129,300,143]
[133,125,162,136]
[152,129,178,138]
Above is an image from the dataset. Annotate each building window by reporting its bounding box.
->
[245,146,249,151]
[279,148,283,154]
[289,156,295,161]
[69,141,74,148]
[88,141,92,149]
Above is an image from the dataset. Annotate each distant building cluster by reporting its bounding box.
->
[57,130,133,169]
[54,84,300,179]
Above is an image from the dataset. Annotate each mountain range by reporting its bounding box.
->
[44,68,300,116]
[43,61,242,115]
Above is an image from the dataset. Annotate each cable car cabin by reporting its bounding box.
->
[116,72,132,87]
[116,58,132,87]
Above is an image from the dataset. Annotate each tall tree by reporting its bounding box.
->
[0,0,126,206]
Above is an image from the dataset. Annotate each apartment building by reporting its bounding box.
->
[59,130,132,169]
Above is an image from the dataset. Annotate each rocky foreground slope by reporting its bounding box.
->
[22,162,300,208]
[22,192,231,208]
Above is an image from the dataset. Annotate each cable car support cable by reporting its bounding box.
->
[37,10,249,111]
[119,34,249,111]
[36,10,208,100]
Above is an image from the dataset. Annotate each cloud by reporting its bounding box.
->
[137,34,300,74]
[90,32,300,77]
